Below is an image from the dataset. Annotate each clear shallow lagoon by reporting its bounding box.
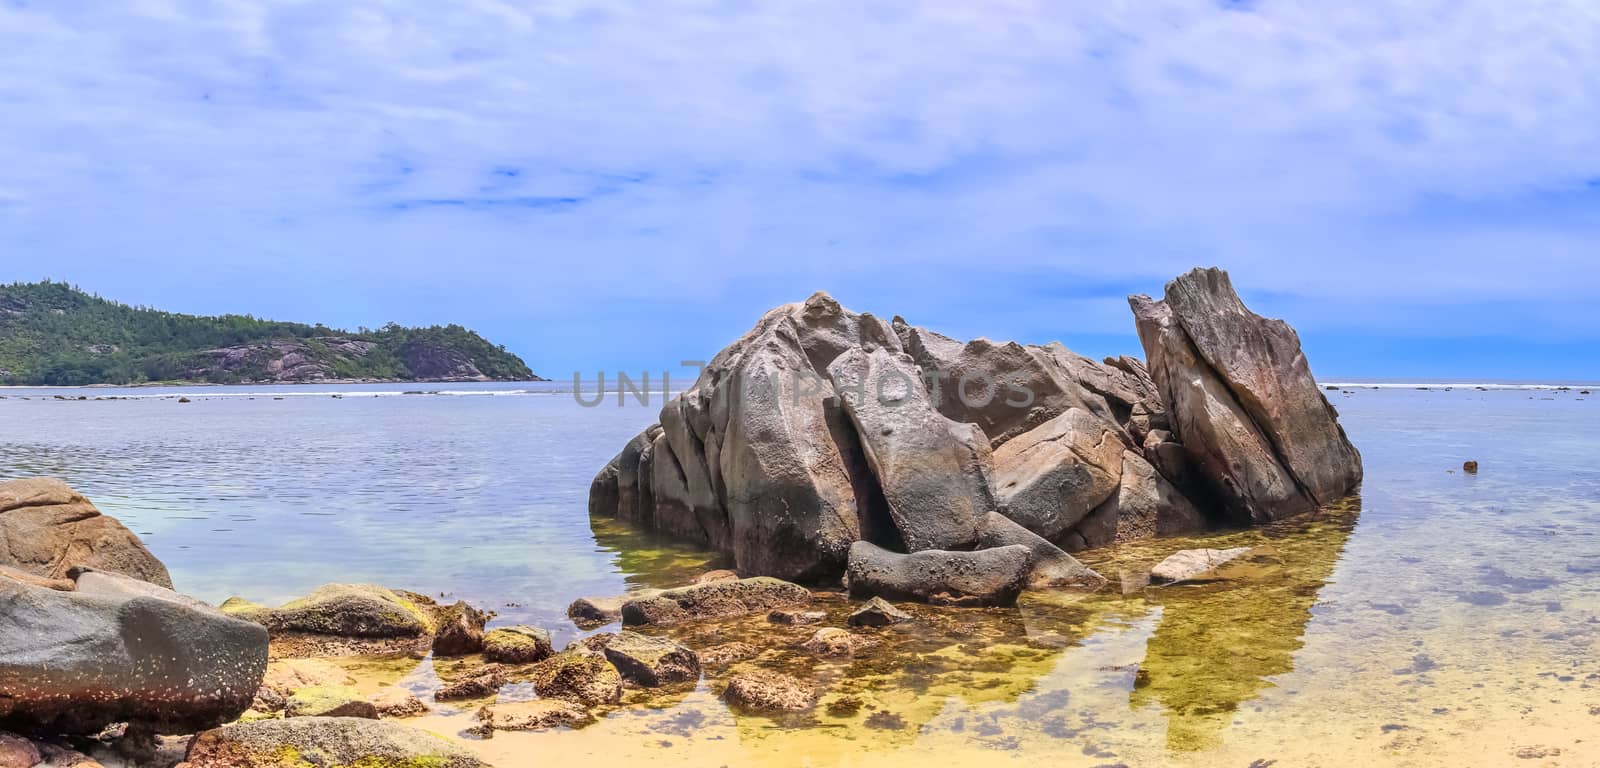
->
[2,381,1598,766]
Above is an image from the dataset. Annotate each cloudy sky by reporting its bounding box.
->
[3,0,1598,380]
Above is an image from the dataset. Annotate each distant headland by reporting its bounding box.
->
[0,281,541,386]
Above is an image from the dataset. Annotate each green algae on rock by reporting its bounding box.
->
[482,626,553,664]
[182,717,487,768]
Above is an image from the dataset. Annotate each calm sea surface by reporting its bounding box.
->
[2,380,1598,766]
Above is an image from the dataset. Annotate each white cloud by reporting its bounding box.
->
[1,0,1598,367]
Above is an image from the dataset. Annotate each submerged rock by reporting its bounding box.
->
[476,700,593,731]
[601,632,701,686]
[0,477,172,588]
[801,627,873,658]
[697,642,760,667]
[846,596,911,627]
[768,609,827,625]
[1149,547,1253,585]
[845,541,1031,607]
[0,569,267,735]
[182,717,487,768]
[482,625,553,664]
[721,670,817,713]
[621,577,812,626]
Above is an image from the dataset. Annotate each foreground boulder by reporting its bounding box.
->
[182,717,487,768]
[1149,547,1253,585]
[591,269,1361,585]
[845,541,1031,607]
[0,569,267,735]
[1132,269,1362,523]
[0,478,172,588]
[621,577,811,626]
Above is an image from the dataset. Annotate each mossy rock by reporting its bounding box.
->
[186,717,487,768]
[245,585,435,638]
[285,685,378,719]
[529,650,622,706]
[481,626,553,664]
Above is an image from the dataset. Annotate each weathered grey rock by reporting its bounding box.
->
[434,665,507,701]
[1132,269,1361,522]
[976,512,1106,590]
[991,408,1124,540]
[846,596,911,627]
[1149,547,1252,585]
[429,600,487,657]
[620,577,811,626]
[481,625,553,664]
[1163,268,1362,506]
[1066,451,1207,551]
[844,541,1031,607]
[721,670,817,713]
[476,700,593,731]
[224,584,434,639]
[528,650,622,706]
[567,590,660,628]
[601,631,701,686]
[284,685,377,719]
[828,347,993,552]
[0,570,267,735]
[182,718,487,768]
[0,478,172,588]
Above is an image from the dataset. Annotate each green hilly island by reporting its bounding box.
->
[0,281,538,386]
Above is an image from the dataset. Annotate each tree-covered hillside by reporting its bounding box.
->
[0,281,538,385]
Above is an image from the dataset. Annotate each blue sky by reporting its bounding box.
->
[3,1,1599,381]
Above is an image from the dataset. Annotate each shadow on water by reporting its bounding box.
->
[1079,497,1363,751]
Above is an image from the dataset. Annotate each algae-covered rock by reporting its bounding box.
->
[182,717,487,768]
[621,577,811,626]
[801,628,872,658]
[529,650,622,706]
[284,685,377,719]
[601,632,700,687]
[481,626,552,664]
[429,600,488,657]
[251,584,435,638]
[476,700,593,731]
[721,670,817,713]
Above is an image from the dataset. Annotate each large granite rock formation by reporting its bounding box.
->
[1131,268,1362,523]
[589,269,1361,599]
[0,478,172,588]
